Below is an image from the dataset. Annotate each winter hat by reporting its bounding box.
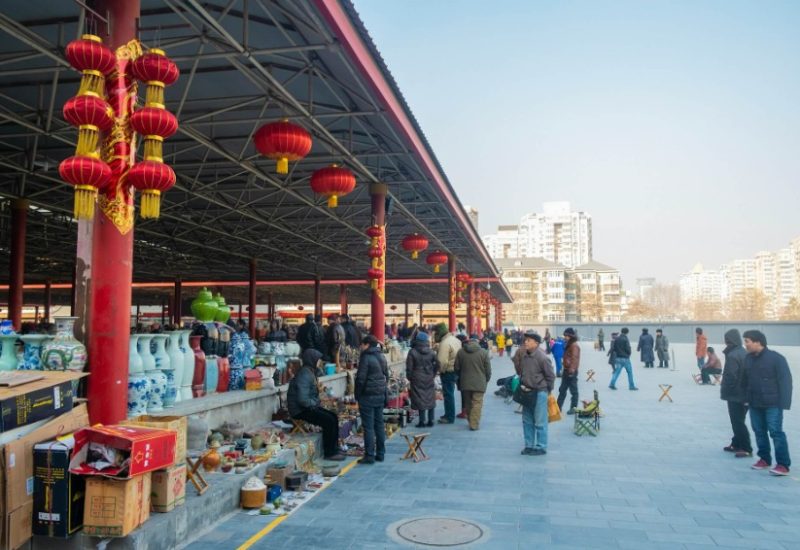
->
[563,327,576,338]
[434,323,449,340]
[416,332,430,343]
[301,348,323,368]
[524,330,542,343]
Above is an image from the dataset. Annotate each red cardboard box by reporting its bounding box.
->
[68,425,176,479]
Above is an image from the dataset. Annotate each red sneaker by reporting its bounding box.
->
[769,465,790,476]
[456,411,467,419]
[751,459,770,470]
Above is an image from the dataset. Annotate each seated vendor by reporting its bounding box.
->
[287,349,345,461]
[700,347,722,384]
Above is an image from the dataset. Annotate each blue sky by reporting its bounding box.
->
[353,0,800,285]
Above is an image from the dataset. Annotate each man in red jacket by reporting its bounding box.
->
[557,327,580,414]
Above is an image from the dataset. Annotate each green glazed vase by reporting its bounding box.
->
[214,293,231,323]
[191,287,218,322]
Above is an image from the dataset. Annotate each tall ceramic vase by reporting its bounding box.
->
[166,333,184,404]
[178,330,194,400]
[18,334,52,370]
[152,334,175,408]
[139,335,165,413]
[127,334,150,417]
[0,335,19,371]
[190,335,206,398]
[41,317,87,372]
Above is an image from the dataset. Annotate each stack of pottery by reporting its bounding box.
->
[191,288,218,323]
[166,332,184,404]
[19,334,52,370]
[190,335,206,398]
[41,317,87,372]
[176,329,194,400]
[127,334,150,417]
[214,293,231,323]
[0,333,19,371]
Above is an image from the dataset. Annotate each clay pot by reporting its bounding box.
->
[250,434,264,450]
[202,443,221,472]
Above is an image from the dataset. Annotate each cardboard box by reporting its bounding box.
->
[83,473,151,537]
[150,464,186,513]
[32,436,85,538]
[267,464,293,490]
[0,371,84,433]
[69,425,176,479]
[122,415,187,464]
[0,403,89,550]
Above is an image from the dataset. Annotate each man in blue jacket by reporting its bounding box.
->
[742,330,792,476]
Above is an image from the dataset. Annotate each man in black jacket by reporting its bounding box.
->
[742,330,792,476]
[287,349,345,461]
[608,327,638,391]
[355,335,388,464]
[721,329,752,457]
[296,314,317,352]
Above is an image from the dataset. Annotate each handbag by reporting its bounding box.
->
[512,383,537,408]
[547,394,562,423]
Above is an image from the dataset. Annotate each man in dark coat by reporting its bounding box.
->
[296,314,318,352]
[557,327,580,414]
[655,329,669,368]
[742,330,793,476]
[355,335,389,464]
[324,315,345,363]
[287,349,344,461]
[513,331,555,456]
[341,314,361,348]
[637,328,655,368]
[406,332,438,427]
[454,335,492,430]
[609,328,638,390]
[721,329,752,457]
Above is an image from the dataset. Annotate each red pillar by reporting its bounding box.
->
[404,301,409,327]
[369,183,387,341]
[43,279,51,323]
[249,259,257,339]
[173,278,182,326]
[267,291,274,321]
[86,0,139,425]
[339,284,347,315]
[466,283,475,336]
[447,256,456,333]
[9,198,28,331]
[314,278,322,318]
[418,303,424,326]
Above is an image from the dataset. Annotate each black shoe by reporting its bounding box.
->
[630,387,639,391]
[325,453,346,461]
[567,408,576,415]
[437,418,453,424]
[358,456,375,465]
[521,448,535,455]
[375,455,385,462]
[416,422,426,428]
[426,421,434,427]
[608,386,617,390]
[531,448,547,455]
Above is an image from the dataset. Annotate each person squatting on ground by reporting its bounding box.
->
[454,335,492,430]
[741,330,793,476]
[435,323,461,424]
[695,327,708,368]
[638,328,655,368]
[406,331,439,428]
[609,327,638,391]
[514,331,555,456]
[287,349,345,461]
[557,327,580,414]
[655,328,669,368]
[721,329,752,458]
[700,347,722,384]
[355,335,389,464]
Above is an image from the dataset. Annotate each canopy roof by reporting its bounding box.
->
[0,0,511,305]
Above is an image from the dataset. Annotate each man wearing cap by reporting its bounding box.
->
[513,331,555,455]
[434,323,461,424]
[609,327,638,391]
[454,334,492,430]
[558,328,580,414]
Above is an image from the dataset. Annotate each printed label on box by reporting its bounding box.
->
[38,512,61,521]
[26,476,33,495]
[54,386,61,409]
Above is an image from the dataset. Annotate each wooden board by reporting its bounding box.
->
[0,372,45,387]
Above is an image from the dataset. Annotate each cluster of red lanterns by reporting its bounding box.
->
[128,48,179,219]
[58,35,116,220]
[456,272,473,304]
[366,225,385,289]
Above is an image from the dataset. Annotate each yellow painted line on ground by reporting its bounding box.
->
[236,456,362,550]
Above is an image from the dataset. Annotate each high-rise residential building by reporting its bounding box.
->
[482,202,592,268]
[680,263,725,308]
[635,277,656,301]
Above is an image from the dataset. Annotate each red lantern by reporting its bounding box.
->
[130,48,179,107]
[426,251,448,273]
[310,164,356,208]
[401,233,429,260]
[58,155,112,220]
[457,272,473,284]
[131,107,178,161]
[390,305,397,311]
[367,267,384,290]
[368,246,383,269]
[65,35,115,96]
[298,305,305,311]
[254,120,312,174]
[127,160,176,219]
[62,95,114,156]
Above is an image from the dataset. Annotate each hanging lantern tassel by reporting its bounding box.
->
[434,264,441,273]
[140,189,163,218]
[74,184,98,220]
[411,250,419,260]
[76,124,100,156]
[59,155,112,221]
[327,194,339,208]
[143,135,164,161]
[276,157,289,175]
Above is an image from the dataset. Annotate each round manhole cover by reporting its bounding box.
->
[391,517,486,547]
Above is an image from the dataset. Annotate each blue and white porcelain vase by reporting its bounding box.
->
[139,335,165,413]
[178,329,194,401]
[152,334,175,408]
[0,335,20,371]
[166,332,184,404]
[127,334,149,417]
[41,317,87,371]
[205,355,218,396]
[18,334,51,370]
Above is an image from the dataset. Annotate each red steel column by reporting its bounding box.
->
[314,278,322,318]
[403,301,409,327]
[339,284,347,315]
[173,278,182,326]
[43,279,52,324]
[86,0,139,425]
[370,183,387,341]
[447,255,457,333]
[249,259,257,339]
[9,198,28,331]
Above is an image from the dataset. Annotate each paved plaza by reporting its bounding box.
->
[185,343,800,549]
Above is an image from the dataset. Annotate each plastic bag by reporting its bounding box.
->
[547,394,561,422]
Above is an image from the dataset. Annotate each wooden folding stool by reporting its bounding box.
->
[585,369,596,382]
[659,384,673,402]
[290,419,309,434]
[186,454,209,495]
[400,432,430,462]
